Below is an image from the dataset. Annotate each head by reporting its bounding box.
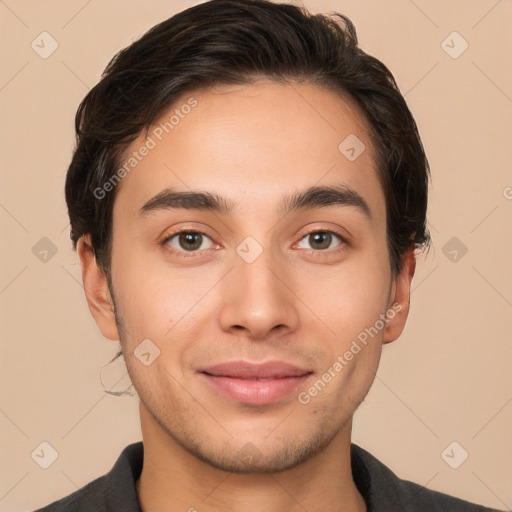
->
[69,0,430,472]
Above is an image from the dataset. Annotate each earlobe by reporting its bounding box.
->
[382,246,416,345]
[77,235,120,341]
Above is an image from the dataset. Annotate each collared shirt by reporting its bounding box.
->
[33,441,504,511]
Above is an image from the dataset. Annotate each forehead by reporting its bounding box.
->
[112,80,384,221]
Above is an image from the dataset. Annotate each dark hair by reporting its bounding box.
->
[65,0,430,277]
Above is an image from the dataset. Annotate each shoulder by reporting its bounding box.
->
[350,443,505,512]
[32,442,143,512]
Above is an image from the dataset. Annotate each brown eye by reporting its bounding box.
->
[309,232,331,250]
[180,232,203,251]
[297,231,344,251]
[164,231,213,252]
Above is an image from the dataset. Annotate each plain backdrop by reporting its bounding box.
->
[0,1,511,510]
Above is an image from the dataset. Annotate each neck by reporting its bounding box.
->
[135,404,367,512]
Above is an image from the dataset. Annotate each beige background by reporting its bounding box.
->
[1,0,511,510]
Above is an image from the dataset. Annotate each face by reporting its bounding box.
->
[82,80,413,472]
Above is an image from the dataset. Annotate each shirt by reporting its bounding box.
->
[33,441,505,511]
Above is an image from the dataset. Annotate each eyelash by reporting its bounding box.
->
[161,228,348,258]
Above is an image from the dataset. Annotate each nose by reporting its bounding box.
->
[218,244,300,340]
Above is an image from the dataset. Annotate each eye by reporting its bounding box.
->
[296,230,345,251]
[163,230,215,253]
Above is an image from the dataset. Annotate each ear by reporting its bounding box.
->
[77,234,120,341]
[382,245,416,344]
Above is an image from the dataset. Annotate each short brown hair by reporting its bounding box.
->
[65,0,430,276]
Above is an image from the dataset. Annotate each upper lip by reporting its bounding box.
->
[199,361,312,379]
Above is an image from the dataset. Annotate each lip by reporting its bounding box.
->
[198,361,314,405]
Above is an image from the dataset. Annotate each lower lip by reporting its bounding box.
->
[200,373,313,405]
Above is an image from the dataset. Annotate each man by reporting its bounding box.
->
[34,0,504,510]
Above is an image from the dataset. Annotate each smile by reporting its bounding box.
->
[198,361,314,405]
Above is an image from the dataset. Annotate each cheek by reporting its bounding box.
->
[114,268,221,373]
[110,238,178,331]
[296,254,390,338]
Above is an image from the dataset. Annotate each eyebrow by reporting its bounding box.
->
[138,184,372,220]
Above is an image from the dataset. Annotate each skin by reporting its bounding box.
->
[78,80,416,512]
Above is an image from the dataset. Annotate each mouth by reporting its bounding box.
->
[198,361,314,405]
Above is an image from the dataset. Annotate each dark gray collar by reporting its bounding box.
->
[37,441,502,511]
